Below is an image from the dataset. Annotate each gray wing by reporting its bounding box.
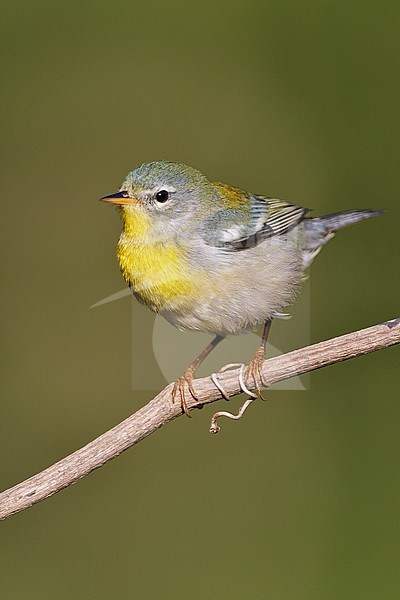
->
[202,196,309,250]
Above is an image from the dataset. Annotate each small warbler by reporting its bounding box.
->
[101,160,383,416]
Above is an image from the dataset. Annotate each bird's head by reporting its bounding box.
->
[101,161,215,240]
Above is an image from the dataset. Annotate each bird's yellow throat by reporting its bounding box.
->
[117,207,202,310]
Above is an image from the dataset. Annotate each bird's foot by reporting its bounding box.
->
[243,346,267,400]
[171,368,198,418]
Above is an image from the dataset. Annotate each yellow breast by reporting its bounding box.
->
[118,238,202,310]
[116,208,202,312]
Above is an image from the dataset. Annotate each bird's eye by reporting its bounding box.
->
[155,190,169,203]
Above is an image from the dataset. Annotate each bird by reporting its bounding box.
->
[101,160,383,416]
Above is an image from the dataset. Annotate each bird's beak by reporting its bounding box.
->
[100,191,142,206]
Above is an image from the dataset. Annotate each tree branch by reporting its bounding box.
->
[1,318,399,521]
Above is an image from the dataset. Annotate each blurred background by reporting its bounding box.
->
[1,1,399,598]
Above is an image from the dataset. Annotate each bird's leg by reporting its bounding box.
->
[243,319,272,400]
[171,335,224,417]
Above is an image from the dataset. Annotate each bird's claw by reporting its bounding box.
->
[173,347,267,423]
[238,364,258,398]
[243,347,267,400]
[171,369,198,418]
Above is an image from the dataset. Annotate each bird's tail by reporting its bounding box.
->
[302,209,384,268]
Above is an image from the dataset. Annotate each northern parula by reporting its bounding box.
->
[101,160,383,416]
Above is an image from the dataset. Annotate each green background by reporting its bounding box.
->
[1,1,399,598]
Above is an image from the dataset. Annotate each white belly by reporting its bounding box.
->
[160,232,304,335]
